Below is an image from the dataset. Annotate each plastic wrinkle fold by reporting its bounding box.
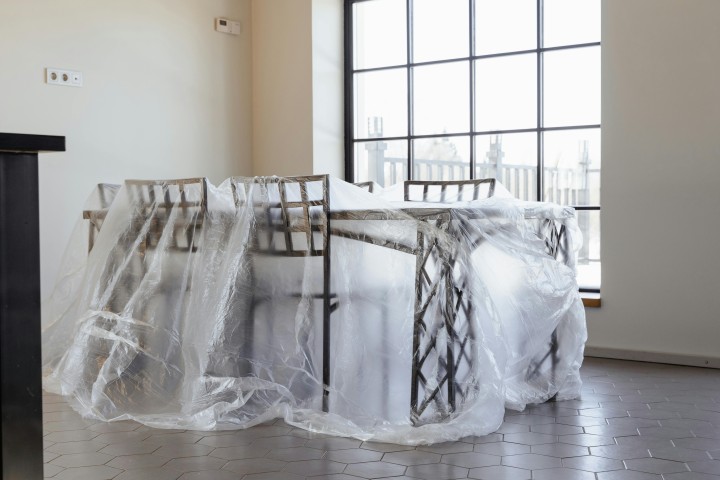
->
[42,176,587,445]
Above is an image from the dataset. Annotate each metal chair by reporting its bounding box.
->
[353,181,378,194]
[94,178,208,408]
[525,217,569,384]
[231,175,336,412]
[404,178,496,203]
[330,205,462,425]
[124,177,208,252]
[82,183,120,252]
[403,179,497,422]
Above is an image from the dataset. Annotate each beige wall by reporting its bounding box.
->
[251,0,343,178]
[0,0,253,294]
[587,0,720,361]
[251,0,314,176]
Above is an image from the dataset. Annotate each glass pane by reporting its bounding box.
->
[544,46,600,127]
[412,136,470,181]
[355,139,408,187]
[355,69,407,139]
[413,61,470,135]
[475,54,537,131]
[476,132,537,201]
[475,0,536,55]
[353,0,407,70]
[413,0,469,62]
[575,209,601,290]
[543,128,600,206]
[544,0,601,48]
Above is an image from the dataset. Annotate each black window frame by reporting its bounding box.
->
[344,0,601,293]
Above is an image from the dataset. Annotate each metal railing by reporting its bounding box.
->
[376,157,599,205]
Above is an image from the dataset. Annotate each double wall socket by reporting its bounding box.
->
[46,68,83,87]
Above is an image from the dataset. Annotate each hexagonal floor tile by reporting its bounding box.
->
[50,452,114,468]
[177,471,238,480]
[562,455,625,472]
[468,465,531,480]
[532,467,596,480]
[222,458,286,475]
[324,448,383,463]
[266,446,324,462]
[163,456,226,473]
[474,441,530,456]
[648,446,713,462]
[344,460,407,478]
[503,432,557,445]
[559,434,615,447]
[107,453,170,470]
[596,471,663,480]
[675,438,720,451]
[53,466,122,480]
[281,459,346,476]
[382,450,440,466]
[530,423,584,435]
[440,452,500,468]
[404,463,468,480]
[504,414,556,425]
[625,458,690,474]
[590,445,651,460]
[209,445,269,460]
[531,443,589,458]
[153,443,214,458]
[501,453,561,470]
[418,442,474,454]
[687,460,720,475]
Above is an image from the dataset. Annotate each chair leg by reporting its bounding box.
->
[322,284,331,413]
[322,218,332,412]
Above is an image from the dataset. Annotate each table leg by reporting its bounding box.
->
[0,152,43,479]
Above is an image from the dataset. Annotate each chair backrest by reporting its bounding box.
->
[231,175,329,257]
[83,183,121,252]
[353,181,376,194]
[124,177,208,250]
[404,178,496,203]
[125,177,207,214]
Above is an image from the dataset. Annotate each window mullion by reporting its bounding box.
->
[469,0,476,180]
[536,0,545,202]
[406,0,414,181]
[343,0,354,182]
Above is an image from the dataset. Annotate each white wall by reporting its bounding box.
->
[0,0,253,295]
[587,0,720,361]
[311,0,344,179]
[251,0,343,178]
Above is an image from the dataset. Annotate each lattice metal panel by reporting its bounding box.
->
[410,212,475,425]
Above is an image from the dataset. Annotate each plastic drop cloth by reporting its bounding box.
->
[42,176,586,445]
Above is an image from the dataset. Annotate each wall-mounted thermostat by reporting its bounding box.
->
[215,18,241,35]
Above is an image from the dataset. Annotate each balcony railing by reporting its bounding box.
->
[377,156,599,205]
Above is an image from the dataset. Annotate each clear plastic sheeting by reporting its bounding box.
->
[42,176,586,445]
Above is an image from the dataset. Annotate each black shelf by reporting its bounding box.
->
[0,133,65,153]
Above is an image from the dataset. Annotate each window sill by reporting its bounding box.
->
[581,293,601,308]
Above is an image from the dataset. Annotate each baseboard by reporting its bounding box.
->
[585,346,720,369]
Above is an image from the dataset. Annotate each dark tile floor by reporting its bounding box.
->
[43,357,720,479]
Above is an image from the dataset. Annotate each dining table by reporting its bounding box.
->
[41,175,586,445]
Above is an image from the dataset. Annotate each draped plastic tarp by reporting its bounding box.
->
[42,176,586,445]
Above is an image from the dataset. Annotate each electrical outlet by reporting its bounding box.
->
[46,68,83,87]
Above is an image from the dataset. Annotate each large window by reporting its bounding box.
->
[344,0,601,290]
